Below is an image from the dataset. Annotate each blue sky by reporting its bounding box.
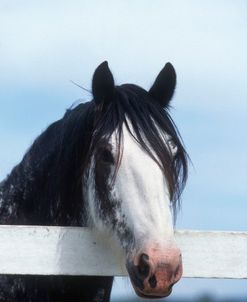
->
[0,1,247,300]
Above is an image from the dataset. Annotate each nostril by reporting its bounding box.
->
[140,253,149,262]
[148,274,157,288]
[138,253,150,277]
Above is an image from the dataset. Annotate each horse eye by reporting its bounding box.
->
[100,149,115,165]
[168,139,177,154]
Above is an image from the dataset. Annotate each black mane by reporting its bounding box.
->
[0,84,187,226]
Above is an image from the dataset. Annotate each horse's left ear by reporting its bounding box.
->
[149,62,176,108]
[92,61,115,105]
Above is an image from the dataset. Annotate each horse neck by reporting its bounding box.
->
[0,118,87,226]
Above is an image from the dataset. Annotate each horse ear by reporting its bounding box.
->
[92,61,115,105]
[149,63,176,108]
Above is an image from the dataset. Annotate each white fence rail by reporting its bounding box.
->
[0,225,246,278]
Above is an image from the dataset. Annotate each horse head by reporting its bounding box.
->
[83,61,188,298]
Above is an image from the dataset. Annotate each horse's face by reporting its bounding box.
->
[83,62,187,298]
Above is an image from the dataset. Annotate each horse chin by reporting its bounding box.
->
[132,285,173,299]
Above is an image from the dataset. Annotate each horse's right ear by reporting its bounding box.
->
[92,61,115,105]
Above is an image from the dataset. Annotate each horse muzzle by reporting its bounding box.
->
[126,246,183,298]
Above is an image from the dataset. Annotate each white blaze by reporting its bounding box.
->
[84,121,177,252]
[112,123,175,249]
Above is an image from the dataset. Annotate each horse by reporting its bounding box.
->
[0,61,188,301]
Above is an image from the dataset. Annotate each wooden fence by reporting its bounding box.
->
[0,225,246,278]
